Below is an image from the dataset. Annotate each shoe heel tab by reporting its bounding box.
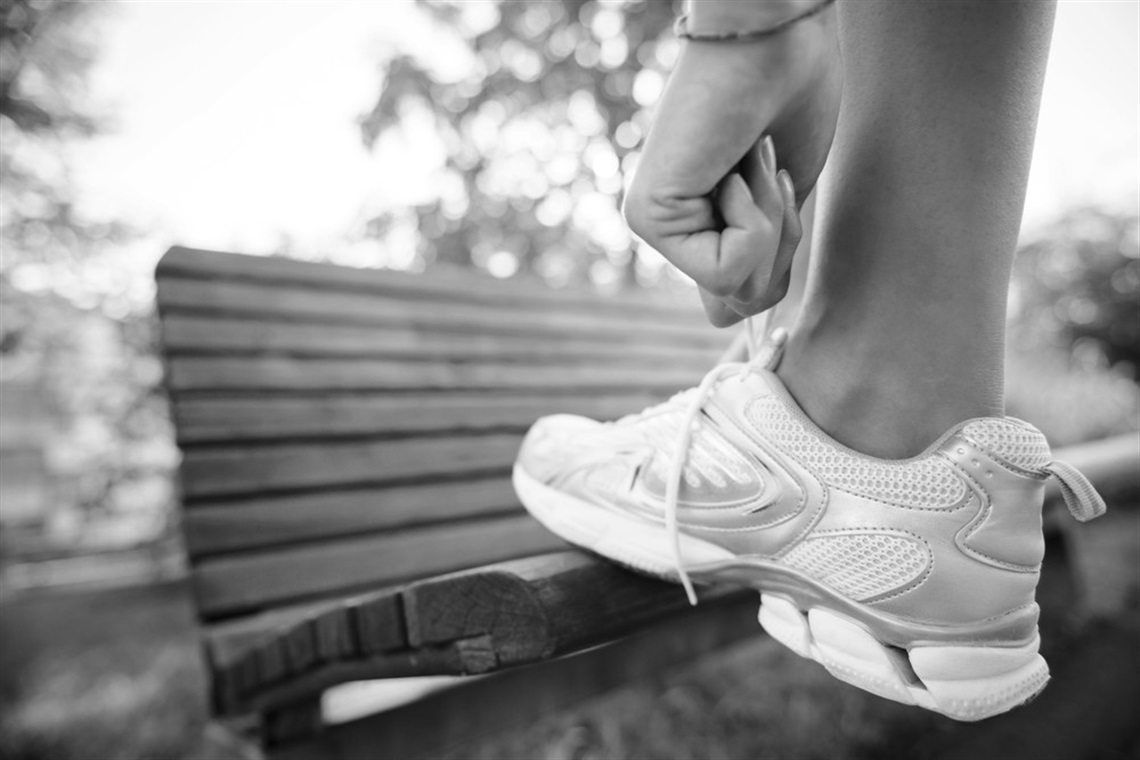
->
[1046,459,1107,522]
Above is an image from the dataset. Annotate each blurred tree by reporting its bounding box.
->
[1,0,174,535]
[361,0,681,289]
[1011,208,1140,379]
[1,0,131,278]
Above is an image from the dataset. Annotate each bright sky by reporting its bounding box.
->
[73,0,1140,285]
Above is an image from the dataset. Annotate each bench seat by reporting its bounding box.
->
[155,246,754,727]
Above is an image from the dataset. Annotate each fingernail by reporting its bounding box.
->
[762,135,777,172]
[778,169,795,197]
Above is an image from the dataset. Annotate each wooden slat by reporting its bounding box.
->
[180,434,522,500]
[155,277,722,345]
[182,432,522,499]
[173,392,661,444]
[160,314,725,364]
[165,356,708,393]
[192,514,566,618]
[183,478,521,557]
[157,246,705,322]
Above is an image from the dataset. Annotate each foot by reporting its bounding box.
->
[512,343,1105,721]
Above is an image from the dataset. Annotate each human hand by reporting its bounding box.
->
[623,7,842,326]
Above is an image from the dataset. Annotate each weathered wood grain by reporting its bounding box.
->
[172,392,661,444]
[206,549,754,716]
[179,433,523,499]
[183,478,521,556]
[161,314,723,364]
[401,551,743,668]
[165,355,708,393]
[192,514,567,618]
[207,590,406,713]
[157,277,722,345]
[157,246,706,321]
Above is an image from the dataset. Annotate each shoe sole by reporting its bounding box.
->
[513,465,1050,721]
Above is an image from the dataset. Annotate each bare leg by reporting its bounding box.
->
[778,0,1056,458]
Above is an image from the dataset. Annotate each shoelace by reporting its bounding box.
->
[667,312,785,605]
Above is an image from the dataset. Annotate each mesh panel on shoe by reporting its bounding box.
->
[747,397,966,508]
[781,531,931,601]
[962,419,1051,473]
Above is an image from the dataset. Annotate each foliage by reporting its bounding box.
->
[1011,208,1140,378]
[1,0,172,531]
[0,0,132,279]
[361,0,681,289]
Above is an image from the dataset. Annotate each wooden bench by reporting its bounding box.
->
[155,246,768,758]
[156,246,1138,759]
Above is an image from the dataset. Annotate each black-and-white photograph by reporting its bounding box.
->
[1,1,1137,758]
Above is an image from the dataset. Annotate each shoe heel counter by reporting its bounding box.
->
[941,431,1048,571]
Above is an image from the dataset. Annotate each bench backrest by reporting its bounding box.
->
[155,247,730,623]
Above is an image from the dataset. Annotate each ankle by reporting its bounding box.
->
[775,326,1005,459]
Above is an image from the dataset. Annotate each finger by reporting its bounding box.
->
[699,287,746,328]
[771,169,804,280]
[724,169,804,315]
[716,164,782,307]
[752,134,788,219]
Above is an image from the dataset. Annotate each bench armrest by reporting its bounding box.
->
[206,550,749,714]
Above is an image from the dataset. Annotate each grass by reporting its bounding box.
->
[0,583,211,760]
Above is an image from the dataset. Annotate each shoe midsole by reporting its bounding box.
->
[513,465,1040,649]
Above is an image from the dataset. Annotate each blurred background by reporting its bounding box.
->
[0,1,1137,758]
